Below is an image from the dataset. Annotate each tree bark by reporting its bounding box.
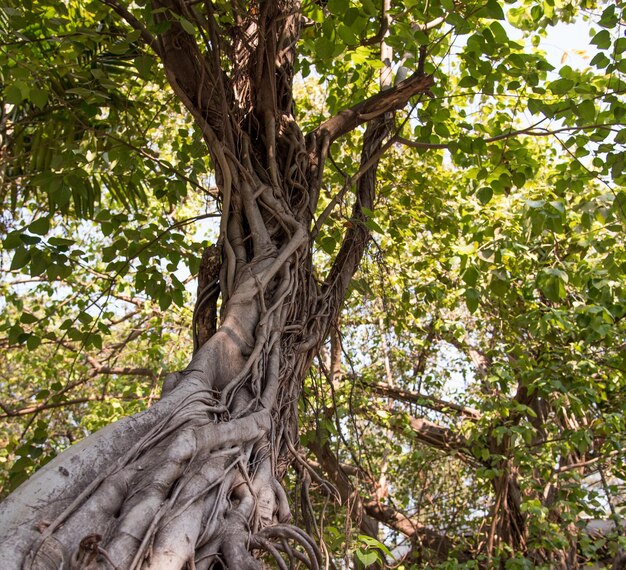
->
[0,1,435,568]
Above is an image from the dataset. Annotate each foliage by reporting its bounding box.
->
[1,0,625,567]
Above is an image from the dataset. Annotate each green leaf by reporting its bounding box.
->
[178,17,195,35]
[315,37,336,60]
[134,55,154,79]
[477,0,505,20]
[4,231,23,249]
[490,275,508,297]
[10,247,31,271]
[337,24,358,45]
[77,311,93,325]
[358,535,392,557]
[465,288,480,313]
[319,235,337,255]
[29,251,49,276]
[29,88,48,109]
[5,84,24,105]
[577,100,595,122]
[477,186,493,205]
[613,191,626,224]
[591,30,611,49]
[462,266,480,287]
[489,21,508,43]
[361,0,376,15]
[159,293,172,311]
[590,52,610,69]
[20,312,38,324]
[49,237,75,247]
[364,218,384,234]
[459,75,478,88]
[20,234,41,245]
[29,217,50,235]
[327,0,349,14]
[26,336,42,350]
[548,78,574,95]
[355,549,379,567]
[512,172,526,187]
[90,334,103,350]
[538,268,567,302]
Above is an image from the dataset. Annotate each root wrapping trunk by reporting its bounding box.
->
[0,1,434,567]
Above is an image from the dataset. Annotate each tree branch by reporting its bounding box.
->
[396,122,625,150]
[309,439,455,559]
[0,393,150,418]
[406,415,468,454]
[321,117,390,322]
[361,404,476,461]
[98,0,162,56]
[312,71,434,145]
[307,439,380,538]
[366,381,481,419]
[153,0,230,142]
[363,500,455,560]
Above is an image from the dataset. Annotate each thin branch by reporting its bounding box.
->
[397,122,624,150]
[312,133,397,238]
[358,1,389,47]
[366,381,481,419]
[556,449,622,473]
[0,393,149,418]
[96,130,216,196]
[97,0,162,56]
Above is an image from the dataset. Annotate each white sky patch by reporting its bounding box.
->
[542,18,596,69]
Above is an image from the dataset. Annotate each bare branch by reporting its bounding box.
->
[366,381,481,419]
[309,439,455,559]
[406,415,468,454]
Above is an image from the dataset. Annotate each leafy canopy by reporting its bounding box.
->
[1,0,625,565]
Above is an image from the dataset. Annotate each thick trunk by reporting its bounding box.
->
[0,242,319,569]
[0,1,435,567]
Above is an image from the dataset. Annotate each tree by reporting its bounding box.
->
[0,0,625,568]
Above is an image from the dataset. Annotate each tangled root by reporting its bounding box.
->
[250,524,322,570]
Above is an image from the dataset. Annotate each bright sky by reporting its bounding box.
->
[542,18,596,70]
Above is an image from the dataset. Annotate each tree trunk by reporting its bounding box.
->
[0,2,434,568]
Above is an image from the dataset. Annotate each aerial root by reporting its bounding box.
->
[249,524,322,570]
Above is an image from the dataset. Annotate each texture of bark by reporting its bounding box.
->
[0,1,434,568]
[194,244,221,351]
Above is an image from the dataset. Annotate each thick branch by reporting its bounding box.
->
[363,500,455,560]
[309,440,454,560]
[153,0,229,141]
[367,381,481,419]
[361,405,475,460]
[406,415,468,454]
[312,71,434,144]
[322,117,390,321]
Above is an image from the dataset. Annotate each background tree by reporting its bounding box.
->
[0,0,625,568]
